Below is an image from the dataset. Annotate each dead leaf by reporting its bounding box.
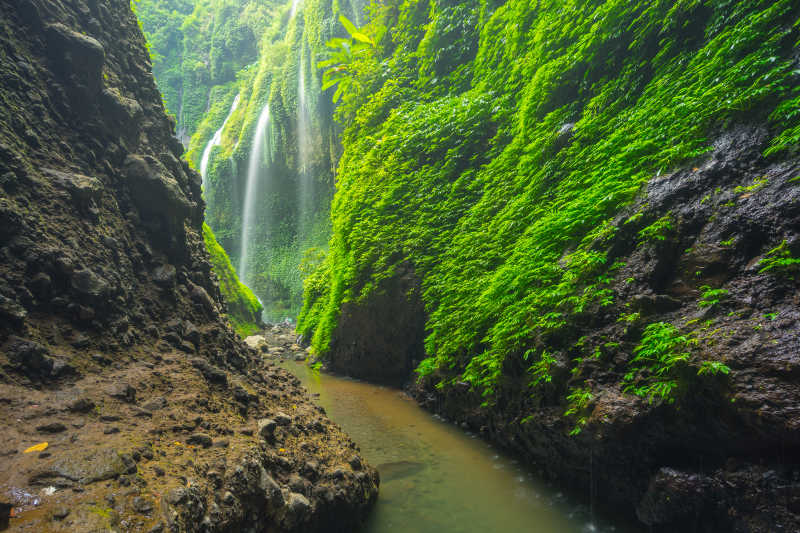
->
[23,442,48,453]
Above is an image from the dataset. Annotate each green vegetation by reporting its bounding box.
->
[698,286,729,308]
[203,223,263,336]
[638,214,673,244]
[623,322,692,404]
[134,0,268,139]
[734,175,769,194]
[758,240,800,277]
[298,0,799,421]
[564,386,593,435]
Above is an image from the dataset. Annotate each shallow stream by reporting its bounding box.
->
[281,361,627,533]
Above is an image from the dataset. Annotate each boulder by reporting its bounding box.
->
[41,168,102,208]
[123,154,196,244]
[29,448,132,487]
[257,418,276,440]
[243,335,266,349]
[71,268,110,299]
[43,23,104,95]
[152,264,176,288]
[101,88,143,125]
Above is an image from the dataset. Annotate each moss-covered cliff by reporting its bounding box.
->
[297,0,800,530]
[203,222,264,336]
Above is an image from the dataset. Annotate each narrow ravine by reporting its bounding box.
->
[280,360,627,533]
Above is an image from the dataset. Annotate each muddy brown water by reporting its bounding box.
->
[281,361,626,533]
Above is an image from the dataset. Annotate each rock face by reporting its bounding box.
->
[0,0,377,531]
[410,126,800,532]
[327,263,425,385]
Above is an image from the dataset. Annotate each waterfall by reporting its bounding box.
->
[296,44,313,242]
[200,94,240,189]
[238,102,271,286]
[290,0,303,20]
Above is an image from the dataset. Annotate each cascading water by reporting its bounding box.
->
[199,94,240,188]
[296,43,313,241]
[238,102,271,287]
[290,0,303,20]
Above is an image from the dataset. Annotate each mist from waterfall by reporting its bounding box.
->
[238,102,271,287]
[200,94,240,188]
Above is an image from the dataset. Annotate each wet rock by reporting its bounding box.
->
[152,264,176,288]
[123,154,194,242]
[142,397,167,411]
[188,283,215,312]
[282,492,311,528]
[51,506,70,520]
[636,467,721,526]
[630,293,683,316]
[26,272,52,300]
[131,496,154,514]
[327,263,425,385]
[257,418,277,440]
[183,322,201,345]
[67,397,95,413]
[101,87,143,125]
[0,294,27,327]
[90,353,112,366]
[4,336,56,378]
[41,168,102,207]
[44,23,104,94]
[348,456,363,471]
[71,268,110,299]
[274,413,292,427]
[106,382,136,403]
[30,448,130,486]
[288,474,307,493]
[190,359,227,386]
[36,422,67,433]
[186,434,213,448]
[301,460,319,481]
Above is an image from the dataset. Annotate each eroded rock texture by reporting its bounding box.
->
[0,0,377,530]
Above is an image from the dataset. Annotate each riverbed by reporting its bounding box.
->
[281,361,626,533]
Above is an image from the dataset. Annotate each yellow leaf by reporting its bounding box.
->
[278,448,285,453]
[24,442,48,453]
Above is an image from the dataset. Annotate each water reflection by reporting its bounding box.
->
[282,362,624,533]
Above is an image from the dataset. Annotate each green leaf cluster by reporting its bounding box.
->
[758,240,800,277]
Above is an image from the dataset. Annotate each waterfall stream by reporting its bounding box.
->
[200,94,240,188]
[296,44,313,241]
[238,102,271,286]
